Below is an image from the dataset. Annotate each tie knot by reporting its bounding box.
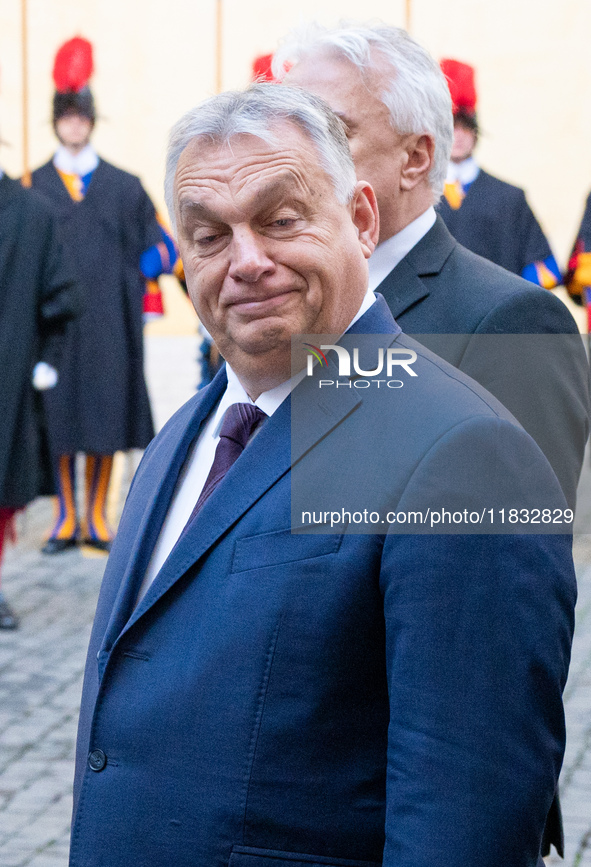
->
[219,402,267,449]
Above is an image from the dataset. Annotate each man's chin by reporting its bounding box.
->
[225,320,295,356]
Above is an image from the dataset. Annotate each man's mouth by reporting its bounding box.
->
[228,289,297,317]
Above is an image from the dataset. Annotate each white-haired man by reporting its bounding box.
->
[278,23,589,520]
[70,84,574,867]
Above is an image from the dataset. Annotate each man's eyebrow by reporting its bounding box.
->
[178,200,218,224]
[179,174,309,225]
[252,175,308,211]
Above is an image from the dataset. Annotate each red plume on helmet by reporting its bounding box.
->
[252,53,276,82]
[53,37,94,94]
[440,59,477,116]
[52,37,96,125]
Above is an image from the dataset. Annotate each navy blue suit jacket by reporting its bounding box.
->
[70,297,575,867]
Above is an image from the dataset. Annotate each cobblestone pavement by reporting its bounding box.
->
[0,335,590,866]
[547,534,591,867]
[0,502,106,867]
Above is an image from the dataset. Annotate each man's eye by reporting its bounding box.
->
[272,218,297,228]
[195,233,220,245]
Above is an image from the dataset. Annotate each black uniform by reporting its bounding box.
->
[438,169,560,287]
[31,158,160,454]
[0,173,78,507]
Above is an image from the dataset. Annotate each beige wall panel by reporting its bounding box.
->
[1,0,590,267]
[416,0,591,264]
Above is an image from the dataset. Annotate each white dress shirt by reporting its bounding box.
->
[53,144,99,176]
[368,206,436,293]
[136,287,377,603]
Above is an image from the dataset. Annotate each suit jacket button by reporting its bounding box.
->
[88,749,107,772]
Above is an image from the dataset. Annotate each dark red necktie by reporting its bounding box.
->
[183,402,267,529]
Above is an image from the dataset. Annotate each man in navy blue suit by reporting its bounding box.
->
[70,85,575,867]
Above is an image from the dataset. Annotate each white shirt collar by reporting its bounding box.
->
[222,364,292,423]
[348,284,377,329]
[223,285,377,420]
[53,144,99,176]
[446,156,480,187]
[368,206,436,292]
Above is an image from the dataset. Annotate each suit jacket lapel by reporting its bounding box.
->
[100,373,226,652]
[376,215,456,318]
[377,255,430,319]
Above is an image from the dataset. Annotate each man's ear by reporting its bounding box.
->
[350,181,379,260]
[400,134,434,191]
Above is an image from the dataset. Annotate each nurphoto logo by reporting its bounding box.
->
[304,344,418,389]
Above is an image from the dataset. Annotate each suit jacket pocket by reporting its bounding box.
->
[230,845,381,867]
[231,529,342,574]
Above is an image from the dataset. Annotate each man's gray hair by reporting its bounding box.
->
[273,22,453,199]
[165,83,357,228]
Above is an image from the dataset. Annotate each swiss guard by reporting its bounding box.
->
[31,37,178,554]
[1,82,78,626]
[437,58,561,289]
[566,196,591,329]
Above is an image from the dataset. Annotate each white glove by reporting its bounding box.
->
[32,362,58,390]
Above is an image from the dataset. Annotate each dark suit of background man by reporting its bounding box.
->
[280,23,590,519]
[70,84,575,867]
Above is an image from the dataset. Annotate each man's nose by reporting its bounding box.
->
[228,228,275,283]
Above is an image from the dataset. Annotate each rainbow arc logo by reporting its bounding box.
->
[303,343,328,368]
